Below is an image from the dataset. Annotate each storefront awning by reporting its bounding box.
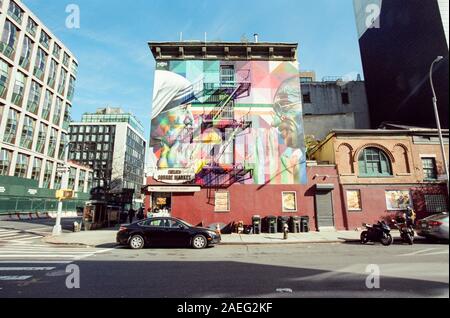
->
[145,186,201,193]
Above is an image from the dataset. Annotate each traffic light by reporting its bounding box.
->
[56,189,75,200]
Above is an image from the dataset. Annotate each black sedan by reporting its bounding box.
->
[116,217,221,249]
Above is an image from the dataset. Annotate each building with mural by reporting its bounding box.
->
[145,41,308,228]
[0,0,91,215]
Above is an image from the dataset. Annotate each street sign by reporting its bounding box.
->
[56,189,75,200]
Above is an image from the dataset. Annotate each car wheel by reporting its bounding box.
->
[129,234,145,250]
[192,235,207,249]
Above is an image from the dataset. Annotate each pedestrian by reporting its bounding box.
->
[128,208,136,224]
[137,207,144,220]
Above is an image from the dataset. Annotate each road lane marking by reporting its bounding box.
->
[0,261,71,264]
[399,248,439,256]
[0,276,32,281]
[0,267,56,271]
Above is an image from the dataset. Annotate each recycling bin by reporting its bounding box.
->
[252,215,262,234]
[278,216,290,233]
[290,216,301,233]
[266,216,277,233]
[300,216,310,233]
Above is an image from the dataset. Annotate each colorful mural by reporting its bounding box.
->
[150,60,306,185]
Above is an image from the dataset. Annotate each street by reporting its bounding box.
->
[0,219,448,298]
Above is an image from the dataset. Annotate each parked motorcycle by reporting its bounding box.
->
[360,221,393,246]
[392,219,415,245]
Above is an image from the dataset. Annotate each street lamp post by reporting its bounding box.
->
[52,142,71,236]
[429,56,449,196]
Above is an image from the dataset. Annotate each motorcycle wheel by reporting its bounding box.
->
[406,234,414,245]
[381,234,393,246]
[360,231,369,244]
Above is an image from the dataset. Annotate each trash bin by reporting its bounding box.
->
[290,216,301,233]
[300,216,310,233]
[278,216,290,233]
[252,215,262,234]
[266,216,277,233]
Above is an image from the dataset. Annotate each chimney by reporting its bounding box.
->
[254,33,259,43]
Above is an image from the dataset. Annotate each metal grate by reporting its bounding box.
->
[425,195,448,213]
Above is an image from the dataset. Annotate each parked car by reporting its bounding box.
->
[416,213,449,241]
[116,217,221,249]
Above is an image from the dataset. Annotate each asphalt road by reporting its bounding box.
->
[0,236,448,298]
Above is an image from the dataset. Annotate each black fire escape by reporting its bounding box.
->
[196,67,254,191]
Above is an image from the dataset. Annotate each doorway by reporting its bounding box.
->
[315,190,335,230]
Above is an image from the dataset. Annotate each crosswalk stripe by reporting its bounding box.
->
[0,261,72,264]
[12,236,43,242]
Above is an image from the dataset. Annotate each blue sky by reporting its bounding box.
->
[23,0,363,138]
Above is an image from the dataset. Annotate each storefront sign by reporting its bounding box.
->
[147,186,201,193]
[154,169,195,184]
[215,192,230,212]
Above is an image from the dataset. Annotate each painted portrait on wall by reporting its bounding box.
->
[150,60,307,185]
[385,190,412,210]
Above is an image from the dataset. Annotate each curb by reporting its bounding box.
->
[220,240,352,245]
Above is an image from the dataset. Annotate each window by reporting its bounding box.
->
[78,171,86,191]
[422,158,438,180]
[215,191,230,212]
[42,90,53,120]
[53,98,62,125]
[68,168,76,190]
[58,69,67,95]
[15,153,29,178]
[1,20,18,59]
[19,36,33,70]
[358,148,392,177]
[47,59,57,87]
[34,48,47,80]
[70,61,78,76]
[8,1,23,25]
[39,31,50,50]
[67,76,76,101]
[346,190,362,211]
[12,71,26,106]
[425,195,448,213]
[220,65,235,86]
[3,108,18,144]
[26,18,37,37]
[43,161,53,188]
[31,158,42,181]
[36,123,47,153]
[302,92,311,104]
[48,128,57,157]
[52,43,61,60]
[27,81,41,114]
[0,149,12,175]
[341,92,350,104]
[0,59,9,98]
[20,116,35,149]
[63,103,71,130]
[63,52,70,67]
[58,133,68,160]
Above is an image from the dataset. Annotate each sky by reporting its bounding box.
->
[22,0,364,139]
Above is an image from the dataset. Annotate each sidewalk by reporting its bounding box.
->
[43,229,366,247]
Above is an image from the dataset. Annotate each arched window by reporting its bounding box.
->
[358,147,392,177]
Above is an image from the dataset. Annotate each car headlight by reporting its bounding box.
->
[207,231,217,237]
